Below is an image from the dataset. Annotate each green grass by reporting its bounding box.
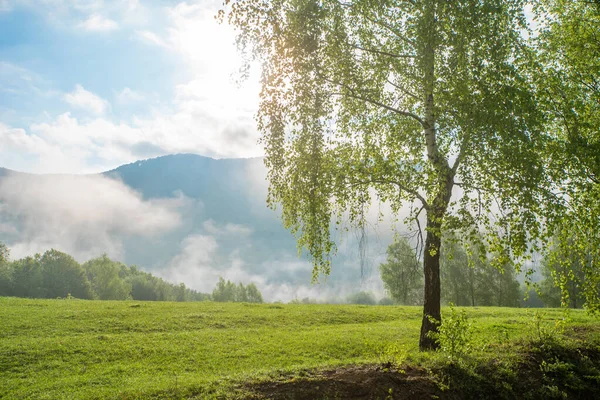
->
[1,297,599,399]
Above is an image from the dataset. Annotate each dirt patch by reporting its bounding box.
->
[566,324,600,341]
[244,364,453,400]
[241,337,600,400]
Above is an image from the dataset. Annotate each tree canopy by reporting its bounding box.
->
[0,247,210,302]
[379,237,422,305]
[211,277,264,303]
[83,255,131,301]
[0,242,8,264]
[223,0,550,349]
[440,238,520,308]
[533,0,600,313]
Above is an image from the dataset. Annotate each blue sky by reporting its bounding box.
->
[0,0,261,173]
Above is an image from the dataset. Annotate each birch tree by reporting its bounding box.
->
[222,0,547,349]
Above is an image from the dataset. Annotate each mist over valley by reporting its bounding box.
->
[0,153,398,302]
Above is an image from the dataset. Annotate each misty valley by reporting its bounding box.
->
[0,154,571,308]
[1,154,599,399]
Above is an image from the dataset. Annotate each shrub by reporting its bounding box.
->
[428,303,473,360]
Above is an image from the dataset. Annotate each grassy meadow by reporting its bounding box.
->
[1,297,599,399]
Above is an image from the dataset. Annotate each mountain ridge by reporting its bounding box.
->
[0,153,265,176]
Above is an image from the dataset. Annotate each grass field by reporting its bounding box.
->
[1,297,599,399]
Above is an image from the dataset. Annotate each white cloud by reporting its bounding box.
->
[64,84,109,115]
[17,112,140,173]
[135,30,168,48]
[159,220,387,302]
[0,83,261,173]
[159,232,269,294]
[116,87,145,104]
[202,219,253,236]
[0,172,182,261]
[1,2,262,174]
[79,13,118,31]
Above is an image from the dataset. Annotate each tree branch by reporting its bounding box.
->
[347,178,429,209]
[386,79,420,101]
[414,204,426,259]
[333,1,416,48]
[350,44,416,59]
[360,14,416,48]
[451,132,470,174]
[330,90,425,127]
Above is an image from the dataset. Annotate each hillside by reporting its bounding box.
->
[2,297,599,399]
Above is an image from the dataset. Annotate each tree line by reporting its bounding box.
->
[379,236,587,309]
[211,277,264,303]
[0,243,263,303]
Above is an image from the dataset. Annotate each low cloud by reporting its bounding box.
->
[0,172,182,261]
[203,219,253,236]
[64,85,109,115]
[160,233,241,293]
[160,223,387,302]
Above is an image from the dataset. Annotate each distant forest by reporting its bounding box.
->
[0,240,577,308]
[0,245,210,302]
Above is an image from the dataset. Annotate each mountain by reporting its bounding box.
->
[0,154,392,300]
[0,167,12,178]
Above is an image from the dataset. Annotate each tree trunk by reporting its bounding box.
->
[470,268,475,307]
[418,0,455,350]
[419,217,442,350]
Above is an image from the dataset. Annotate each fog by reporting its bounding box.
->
[0,171,183,260]
[0,158,421,302]
[159,229,388,302]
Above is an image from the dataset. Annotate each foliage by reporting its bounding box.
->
[346,291,376,305]
[83,255,131,300]
[440,238,521,307]
[378,297,395,306]
[363,337,407,370]
[522,286,545,308]
[538,237,586,308]
[429,335,600,400]
[245,282,264,303]
[541,224,600,313]
[0,246,209,302]
[527,310,566,346]
[212,277,237,302]
[379,237,422,305]
[380,234,524,309]
[428,304,473,361]
[0,241,8,264]
[533,0,600,313]
[7,256,44,298]
[212,277,264,303]
[0,242,12,296]
[39,249,94,299]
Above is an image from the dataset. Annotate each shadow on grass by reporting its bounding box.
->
[240,333,600,400]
